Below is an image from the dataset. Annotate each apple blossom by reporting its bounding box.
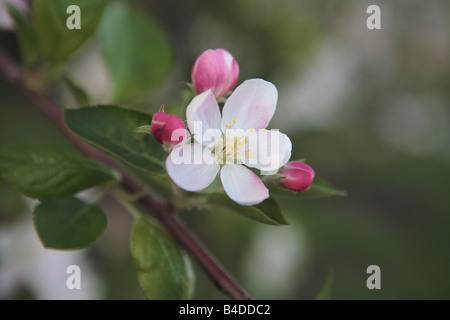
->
[166,79,292,206]
[191,48,239,99]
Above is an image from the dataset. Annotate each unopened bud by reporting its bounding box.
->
[278,162,315,192]
[151,111,187,146]
[191,48,239,98]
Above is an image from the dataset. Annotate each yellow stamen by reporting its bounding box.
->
[232,120,237,123]
[226,124,232,129]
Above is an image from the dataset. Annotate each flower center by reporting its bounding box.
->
[213,134,249,165]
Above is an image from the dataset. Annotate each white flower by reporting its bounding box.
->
[166,79,292,206]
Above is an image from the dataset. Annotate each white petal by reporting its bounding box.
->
[186,90,222,147]
[220,164,269,206]
[221,79,278,131]
[166,143,220,191]
[243,129,292,172]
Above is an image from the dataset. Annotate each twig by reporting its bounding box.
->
[0,47,252,300]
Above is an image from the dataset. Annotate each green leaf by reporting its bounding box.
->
[63,74,90,106]
[0,144,119,201]
[305,177,347,198]
[0,182,28,223]
[99,2,173,100]
[131,217,195,300]
[270,176,347,199]
[207,194,288,226]
[315,266,334,300]
[134,125,152,135]
[33,0,107,65]
[34,197,107,250]
[6,4,39,66]
[64,105,166,174]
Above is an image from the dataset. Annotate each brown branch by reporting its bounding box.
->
[0,48,252,300]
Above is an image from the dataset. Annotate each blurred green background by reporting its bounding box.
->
[0,0,449,299]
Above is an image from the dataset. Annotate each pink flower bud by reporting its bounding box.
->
[151,111,187,147]
[191,48,239,98]
[278,162,315,192]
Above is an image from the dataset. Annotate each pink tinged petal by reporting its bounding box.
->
[216,49,239,97]
[166,143,220,192]
[243,129,292,172]
[186,89,222,147]
[230,57,239,91]
[221,79,278,132]
[191,48,239,98]
[279,162,315,192]
[220,164,269,206]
